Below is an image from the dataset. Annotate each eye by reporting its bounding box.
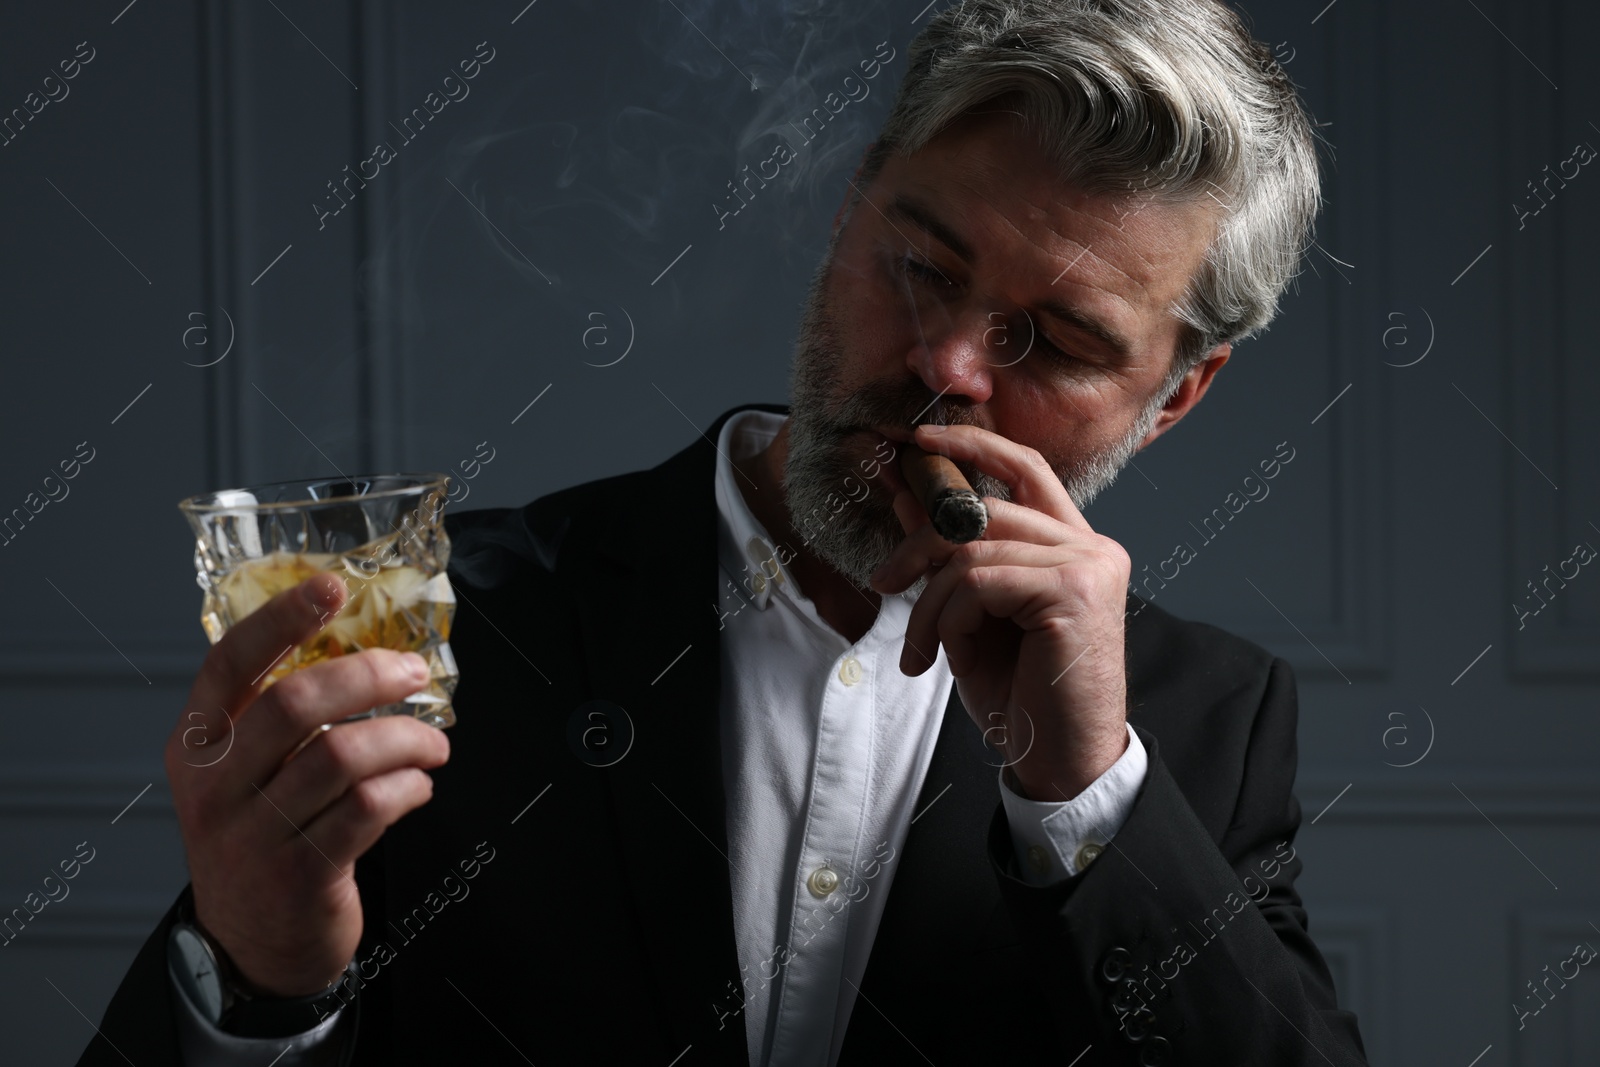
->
[1010,312,1081,368]
[895,252,956,289]
[1034,335,1081,366]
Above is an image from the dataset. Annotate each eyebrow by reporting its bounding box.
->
[888,194,976,264]
[885,193,1137,361]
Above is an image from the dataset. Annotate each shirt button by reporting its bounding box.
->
[838,657,863,686]
[1075,841,1105,871]
[1026,844,1052,875]
[806,866,839,897]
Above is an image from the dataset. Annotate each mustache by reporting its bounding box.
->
[814,381,985,438]
[809,383,999,495]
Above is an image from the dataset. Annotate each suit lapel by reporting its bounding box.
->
[838,683,1004,1059]
[568,404,787,1066]
[881,682,1003,956]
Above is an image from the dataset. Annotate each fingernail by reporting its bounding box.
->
[303,577,336,609]
[403,652,429,678]
[919,424,947,434]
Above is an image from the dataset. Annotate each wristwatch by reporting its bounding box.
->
[167,893,357,1039]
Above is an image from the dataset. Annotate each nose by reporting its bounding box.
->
[904,310,996,405]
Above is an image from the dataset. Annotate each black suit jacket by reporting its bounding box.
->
[79,402,1367,1065]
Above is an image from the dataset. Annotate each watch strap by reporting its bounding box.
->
[174,888,358,1038]
[218,957,357,1039]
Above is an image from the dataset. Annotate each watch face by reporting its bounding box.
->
[170,925,226,1023]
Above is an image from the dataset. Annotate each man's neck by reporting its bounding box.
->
[733,419,882,645]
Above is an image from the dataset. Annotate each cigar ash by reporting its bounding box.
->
[898,443,988,544]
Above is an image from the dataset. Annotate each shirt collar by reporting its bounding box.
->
[713,407,796,611]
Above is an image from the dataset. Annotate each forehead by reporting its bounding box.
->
[868,110,1219,351]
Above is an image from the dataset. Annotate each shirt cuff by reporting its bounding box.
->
[997,722,1147,886]
[169,954,354,1065]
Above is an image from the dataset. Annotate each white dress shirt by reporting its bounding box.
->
[711,408,1146,1066]
[173,405,1147,1065]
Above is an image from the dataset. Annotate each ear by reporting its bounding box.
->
[832,142,876,237]
[1138,342,1230,449]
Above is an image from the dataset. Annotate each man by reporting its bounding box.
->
[79,1,1368,1063]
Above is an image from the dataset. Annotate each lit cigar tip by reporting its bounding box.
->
[932,490,988,544]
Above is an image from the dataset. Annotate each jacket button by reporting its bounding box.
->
[1121,1007,1157,1042]
[1139,1035,1173,1064]
[1099,946,1132,984]
[1110,981,1145,1014]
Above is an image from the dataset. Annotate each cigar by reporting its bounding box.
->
[898,442,988,544]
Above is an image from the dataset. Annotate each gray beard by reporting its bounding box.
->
[782,250,1168,595]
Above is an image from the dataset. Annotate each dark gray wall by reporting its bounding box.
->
[1,0,1596,1063]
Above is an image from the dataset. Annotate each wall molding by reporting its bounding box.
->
[0,643,200,683]
[1511,905,1600,1066]
[1503,0,1600,679]
[1304,907,1392,1066]
[1213,0,1393,680]
[1297,772,1600,822]
[0,892,177,949]
[0,769,173,820]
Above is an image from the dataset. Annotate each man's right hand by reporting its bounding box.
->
[163,571,450,997]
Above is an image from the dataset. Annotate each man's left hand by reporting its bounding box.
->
[868,423,1131,802]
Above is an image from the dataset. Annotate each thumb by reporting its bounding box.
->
[890,489,927,536]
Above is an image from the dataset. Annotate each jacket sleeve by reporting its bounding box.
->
[77,834,391,1067]
[74,885,358,1066]
[986,656,1369,1066]
[72,889,186,1065]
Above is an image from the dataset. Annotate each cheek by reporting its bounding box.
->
[996,389,1114,474]
[997,377,1079,447]
[822,252,911,377]
[1034,369,1143,440]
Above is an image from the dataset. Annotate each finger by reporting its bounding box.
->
[257,715,450,833]
[298,766,436,866]
[186,573,349,724]
[872,497,1075,594]
[226,648,434,794]
[900,542,1065,673]
[929,565,1064,677]
[913,424,1089,530]
[890,488,926,537]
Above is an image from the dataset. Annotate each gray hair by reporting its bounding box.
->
[851,0,1323,395]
